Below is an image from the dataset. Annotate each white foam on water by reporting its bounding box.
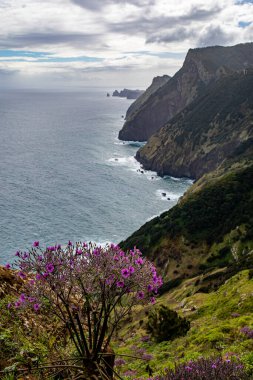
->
[156,189,181,201]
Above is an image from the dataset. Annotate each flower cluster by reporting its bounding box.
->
[240,326,253,339]
[158,357,248,380]
[6,241,162,360]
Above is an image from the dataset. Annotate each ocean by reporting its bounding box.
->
[0,88,192,264]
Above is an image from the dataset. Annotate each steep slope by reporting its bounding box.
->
[118,43,253,141]
[120,156,253,282]
[124,75,170,122]
[136,71,253,179]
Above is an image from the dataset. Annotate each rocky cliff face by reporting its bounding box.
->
[136,71,253,179]
[124,75,170,122]
[118,43,253,141]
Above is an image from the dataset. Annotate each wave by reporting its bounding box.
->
[114,138,146,148]
[107,155,161,181]
[155,189,181,201]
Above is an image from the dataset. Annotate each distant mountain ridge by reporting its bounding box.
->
[118,43,253,141]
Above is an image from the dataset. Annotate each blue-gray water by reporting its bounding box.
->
[0,89,192,264]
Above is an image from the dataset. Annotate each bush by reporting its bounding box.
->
[159,357,249,380]
[146,305,190,343]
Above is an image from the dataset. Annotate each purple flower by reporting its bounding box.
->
[33,241,39,247]
[20,293,26,302]
[15,301,21,308]
[150,297,156,304]
[115,358,126,367]
[147,284,153,292]
[116,281,125,288]
[137,291,145,299]
[129,266,135,274]
[36,273,42,280]
[68,240,72,246]
[56,244,61,250]
[5,263,11,270]
[121,268,130,278]
[142,353,153,361]
[185,366,193,372]
[28,297,36,303]
[18,271,26,279]
[47,246,55,252]
[135,258,144,265]
[93,249,100,256]
[34,303,40,312]
[7,303,12,309]
[46,263,54,273]
[76,249,83,255]
[15,251,20,257]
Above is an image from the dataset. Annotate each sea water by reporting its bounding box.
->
[0,88,192,263]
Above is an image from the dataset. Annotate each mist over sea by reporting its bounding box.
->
[0,89,192,263]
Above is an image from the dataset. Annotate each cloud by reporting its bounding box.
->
[71,0,155,11]
[146,27,197,44]
[197,25,235,47]
[109,5,222,37]
[0,32,102,49]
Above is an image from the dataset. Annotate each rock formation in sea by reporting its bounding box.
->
[118,42,253,141]
[112,89,144,100]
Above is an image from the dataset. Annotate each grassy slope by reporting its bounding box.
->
[120,159,253,282]
[113,269,253,378]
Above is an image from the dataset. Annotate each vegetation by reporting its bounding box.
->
[120,162,253,281]
[2,242,162,379]
[146,305,190,343]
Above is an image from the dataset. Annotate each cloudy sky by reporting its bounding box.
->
[0,0,252,89]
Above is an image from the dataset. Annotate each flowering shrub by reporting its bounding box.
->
[159,357,248,380]
[6,241,162,378]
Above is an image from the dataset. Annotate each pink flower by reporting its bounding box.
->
[18,271,26,279]
[46,263,54,273]
[116,281,125,288]
[33,241,39,247]
[15,301,21,308]
[34,303,40,312]
[20,293,26,302]
[150,297,156,304]
[135,258,144,266]
[137,291,145,299]
[121,268,130,278]
[76,249,83,255]
[129,266,135,274]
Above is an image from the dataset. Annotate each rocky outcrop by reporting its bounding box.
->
[119,43,253,141]
[124,75,171,122]
[112,88,144,100]
[136,71,253,179]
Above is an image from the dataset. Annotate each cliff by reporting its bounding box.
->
[124,75,171,122]
[136,71,253,179]
[118,43,253,141]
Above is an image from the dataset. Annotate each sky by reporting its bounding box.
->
[0,0,252,89]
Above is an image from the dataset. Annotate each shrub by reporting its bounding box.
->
[159,357,249,380]
[5,241,163,379]
[146,305,190,343]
